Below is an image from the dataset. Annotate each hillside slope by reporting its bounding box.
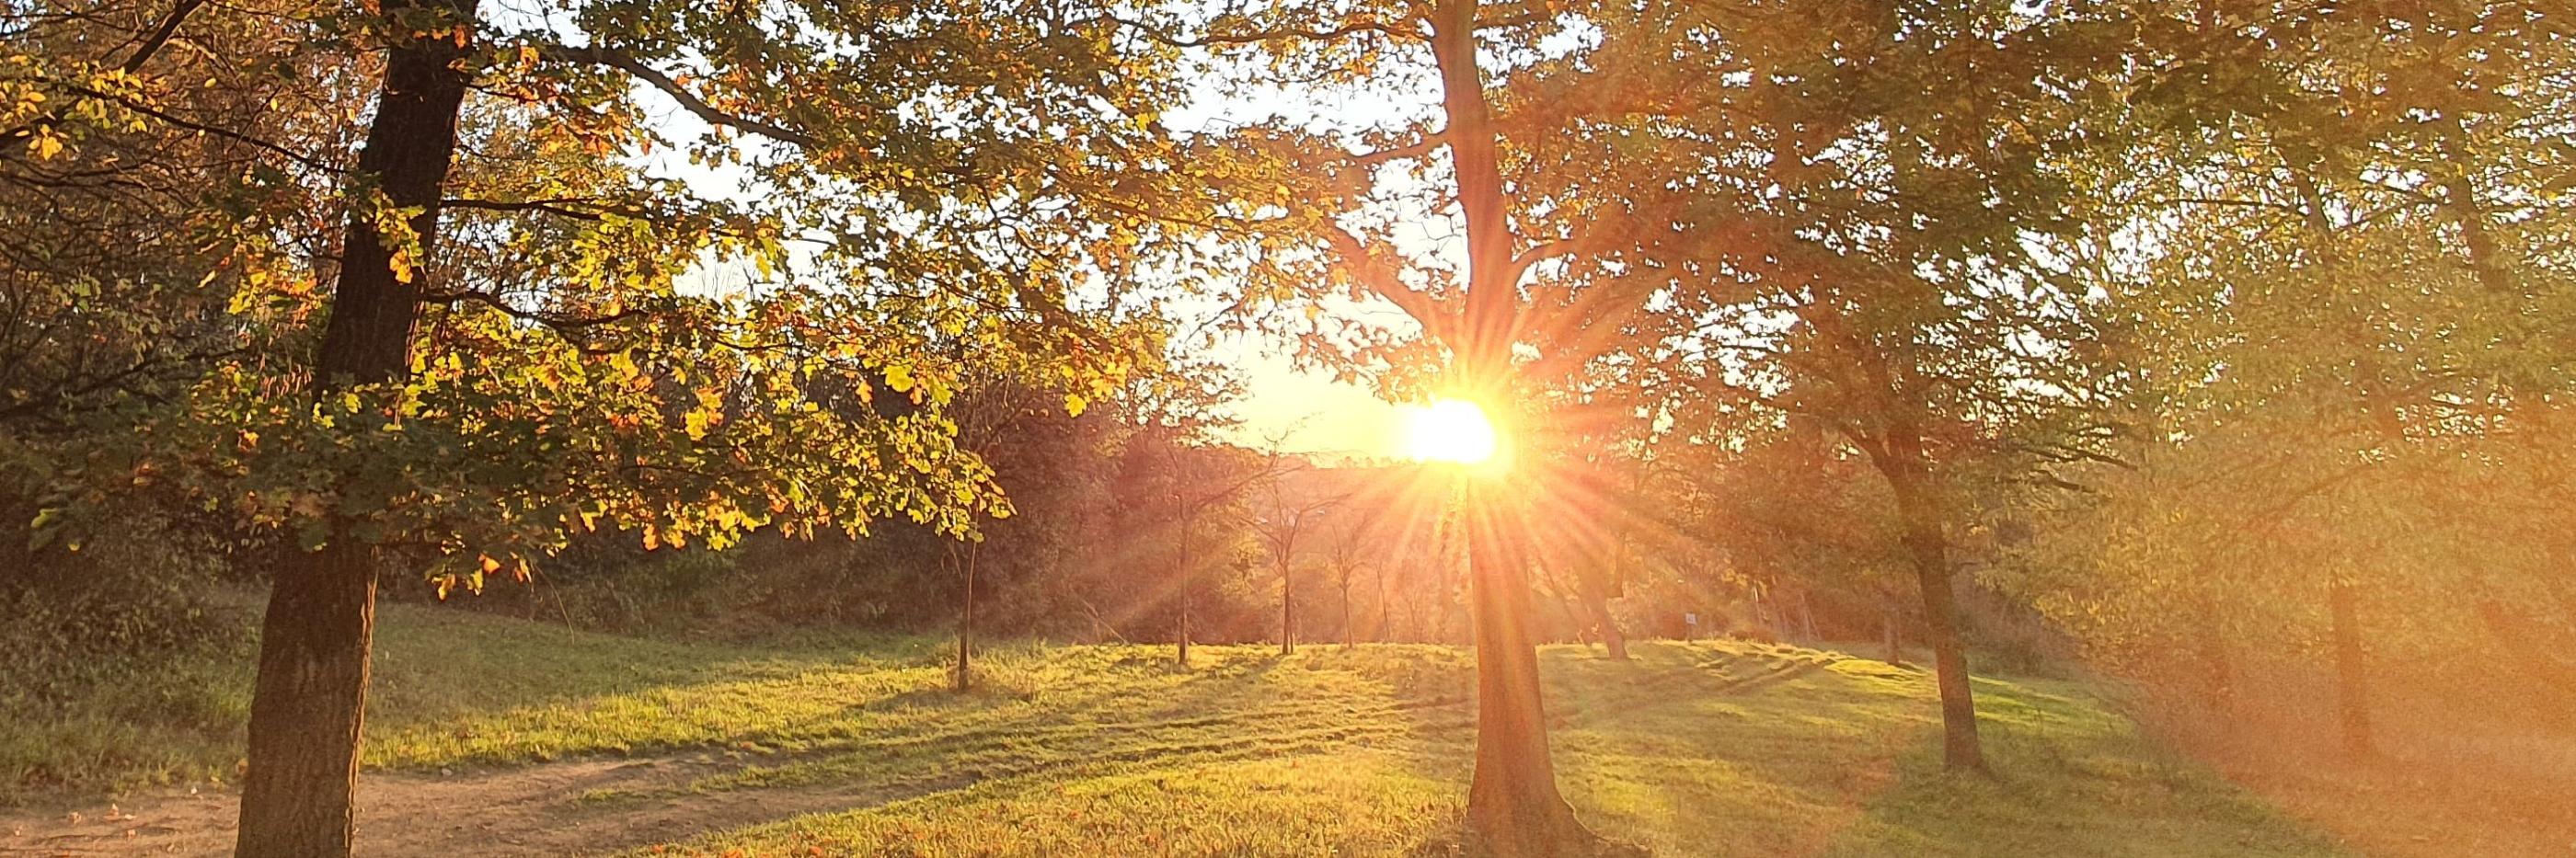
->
[4,603,2340,857]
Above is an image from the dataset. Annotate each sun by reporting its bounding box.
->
[1399,398,1501,464]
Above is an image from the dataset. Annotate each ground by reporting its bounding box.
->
[5,603,2350,856]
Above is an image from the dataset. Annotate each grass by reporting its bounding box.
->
[5,602,2346,857]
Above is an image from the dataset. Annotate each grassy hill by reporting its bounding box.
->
[3,601,2343,857]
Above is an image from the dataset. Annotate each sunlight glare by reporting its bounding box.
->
[1400,399,1501,464]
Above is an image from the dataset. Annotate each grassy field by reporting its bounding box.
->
[3,601,2346,857]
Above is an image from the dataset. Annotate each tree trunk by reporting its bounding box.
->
[2193,590,2232,714]
[1882,605,1904,665]
[1797,589,1817,641]
[1877,431,1984,772]
[2329,573,2373,756]
[1341,579,1355,649]
[1425,0,1592,847]
[1374,565,1394,643]
[955,546,976,692]
[1585,589,1628,660]
[237,543,379,857]
[1177,507,1192,667]
[236,1,474,853]
[1281,556,1294,656]
[1461,486,1586,855]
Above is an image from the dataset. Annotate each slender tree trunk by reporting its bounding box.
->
[2329,572,2373,756]
[1797,589,1817,641]
[2193,589,2232,714]
[955,546,976,692]
[1461,485,1586,854]
[1177,506,1192,668]
[1374,565,1394,643]
[1341,578,1355,649]
[236,2,475,852]
[1281,555,1294,656]
[1882,605,1903,665]
[1877,431,1984,772]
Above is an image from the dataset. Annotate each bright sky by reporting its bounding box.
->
[1219,339,1408,457]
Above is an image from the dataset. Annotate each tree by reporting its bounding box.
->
[1246,455,1348,655]
[17,0,1253,850]
[1986,0,2576,759]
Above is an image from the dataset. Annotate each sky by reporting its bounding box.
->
[1217,338,1410,457]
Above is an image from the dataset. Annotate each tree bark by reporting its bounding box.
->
[1876,430,1984,772]
[237,543,379,857]
[2329,572,2373,756]
[1461,485,1586,855]
[236,0,476,852]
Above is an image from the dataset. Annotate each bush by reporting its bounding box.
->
[0,542,254,803]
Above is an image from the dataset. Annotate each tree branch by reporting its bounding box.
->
[536,44,820,150]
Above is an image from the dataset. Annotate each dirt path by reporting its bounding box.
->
[0,749,926,857]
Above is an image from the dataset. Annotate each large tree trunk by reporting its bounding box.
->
[2329,573,2373,756]
[1426,0,1593,847]
[1461,486,1586,855]
[1876,431,1984,772]
[236,1,476,852]
[237,543,379,857]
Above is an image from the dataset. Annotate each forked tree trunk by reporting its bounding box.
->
[1461,487,1587,855]
[2329,573,2373,756]
[236,1,476,852]
[1877,431,1984,772]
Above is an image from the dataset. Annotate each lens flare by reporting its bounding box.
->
[1399,398,1501,464]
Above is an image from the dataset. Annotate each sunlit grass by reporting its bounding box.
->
[7,605,2344,857]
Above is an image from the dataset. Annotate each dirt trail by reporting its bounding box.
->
[1,750,912,857]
